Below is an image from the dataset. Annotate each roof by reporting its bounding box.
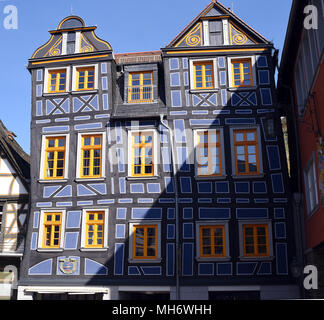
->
[278,0,306,86]
[114,51,162,64]
[0,120,30,182]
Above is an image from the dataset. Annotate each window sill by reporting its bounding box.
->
[232,173,264,179]
[75,178,106,182]
[195,175,227,181]
[238,256,275,261]
[43,92,69,97]
[71,89,98,95]
[79,248,108,252]
[38,179,68,183]
[189,88,219,94]
[128,258,162,264]
[124,101,158,105]
[37,248,64,252]
[195,256,231,262]
[126,176,159,181]
[228,86,257,91]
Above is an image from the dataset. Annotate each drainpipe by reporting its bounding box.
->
[159,114,180,300]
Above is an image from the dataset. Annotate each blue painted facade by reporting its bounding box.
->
[18,2,300,300]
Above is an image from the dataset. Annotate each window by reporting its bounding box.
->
[44,67,70,94]
[42,212,62,249]
[80,134,102,178]
[43,136,66,180]
[200,225,226,258]
[130,131,155,177]
[304,153,319,215]
[189,59,217,91]
[85,211,105,248]
[196,221,230,260]
[76,132,105,180]
[76,66,95,91]
[128,71,153,103]
[231,59,253,87]
[66,31,76,55]
[48,69,67,93]
[242,224,269,257]
[80,209,108,250]
[233,129,260,176]
[195,129,224,177]
[193,61,214,89]
[129,222,161,262]
[228,56,256,89]
[133,225,158,260]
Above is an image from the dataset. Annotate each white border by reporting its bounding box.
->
[37,209,66,251]
[44,66,71,94]
[127,129,159,178]
[229,125,264,178]
[237,220,274,261]
[128,221,161,263]
[80,208,109,251]
[195,220,230,261]
[72,63,99,92]
[76,131,106,179]
[227,55,257,89]
[39,134,70,181]
[193,128,226,179]
[189,58,218,91]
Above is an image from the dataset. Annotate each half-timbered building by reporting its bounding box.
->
[18,1,300,300]
[0,121,30,300]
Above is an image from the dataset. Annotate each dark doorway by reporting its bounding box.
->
[119,291,170,301]
[209,291,260,301]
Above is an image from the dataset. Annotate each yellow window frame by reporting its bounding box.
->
[48,69,67,93]
[42,212,62,248]
[131,132,154,177]
[233,129,260,176]
[231,58,253,87]
[133,225,158,260]
[128,71,153,103]
[197,130,222,176]
[243,224,269,257]
[76,66,95,91]
[80,134,102,178]
[200,225,226,258]
[85,211,105,248]
[193,61,214,89]
[44,136,66,180]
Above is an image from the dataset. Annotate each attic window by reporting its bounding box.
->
[67,32,76,54]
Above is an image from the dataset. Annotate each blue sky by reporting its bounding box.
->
[0,0,292,154]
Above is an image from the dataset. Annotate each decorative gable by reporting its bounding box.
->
[167,1,269,48]
[175,22,203,48]
[229,23,257,45]
[31,16,112,59]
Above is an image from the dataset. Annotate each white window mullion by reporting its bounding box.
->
[62,33,68,55]
[222,19,229,45]
[203,20,210,46]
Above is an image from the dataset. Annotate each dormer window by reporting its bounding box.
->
[128,71,153,103]
[123,64,158,105]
